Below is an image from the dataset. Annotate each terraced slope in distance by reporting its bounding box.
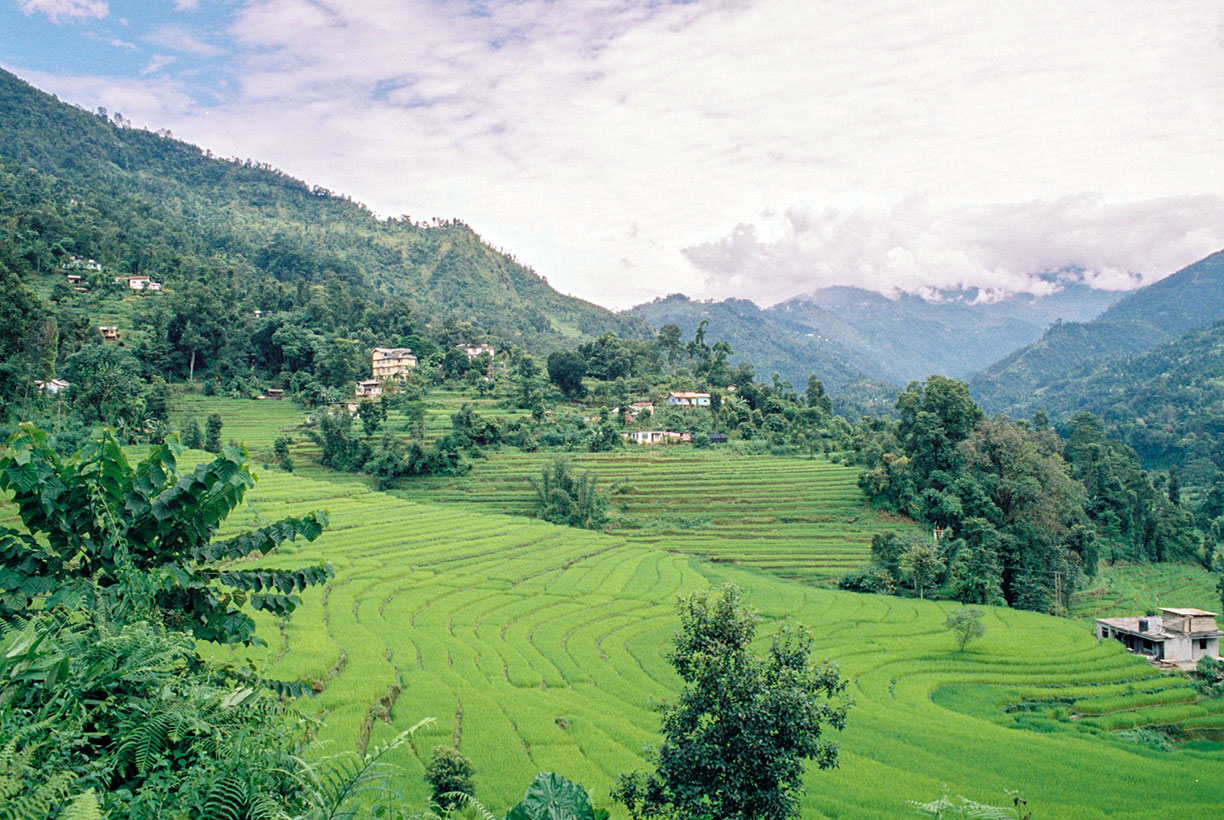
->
[390,448,918,583]
[192,463,1224,820]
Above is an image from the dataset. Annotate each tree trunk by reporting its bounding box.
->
[189,349,196,381]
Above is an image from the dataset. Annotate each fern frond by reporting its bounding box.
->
[60,789,105,820]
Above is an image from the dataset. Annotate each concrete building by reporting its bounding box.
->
[458,343,496,359]
[372,347,417,380]
[355,379,383,399]
[1096,608,1222,667]
[666,391,711,408]
[115,275,162,291]
[36,378,70,395]
[629,430,691,445]
[99,326,119,341]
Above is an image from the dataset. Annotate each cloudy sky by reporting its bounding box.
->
[5,0,1224,309]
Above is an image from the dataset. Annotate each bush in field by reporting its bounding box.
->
[613,585,851,820]
[182,417,202,449]
[273,434,294,472]
[943,608,986,651]
[534,459,608,530]
[204,411,223,453]
[838,564,897,595]
[425,745,475,811]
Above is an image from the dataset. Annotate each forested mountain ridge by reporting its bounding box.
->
[1018,321,1224,480]
[627,293,886,390]
[0,68,647,350]
[627,281,1118,399]
[971,251,1224,412]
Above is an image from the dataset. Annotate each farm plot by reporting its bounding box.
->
[1071,563,1220,620]
[392,449,917,583]
[199,464,1224,820]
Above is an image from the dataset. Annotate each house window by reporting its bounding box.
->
[1200,639,1209,650]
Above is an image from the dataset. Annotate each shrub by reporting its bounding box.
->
[425,745,475,811]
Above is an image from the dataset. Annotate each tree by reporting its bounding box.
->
[805,376,832,415]
[204,412,224,453]
[273,434,294,472]
[547,350,586,399]
[182,417,202,449]
[425,745,475,812]
[534,459,608,530]
[613,585,850,820]
[358,398,383,437]
[943,608,986,651]
[0,426,330,644]
[656,324,683,371]
[900,542,945,599]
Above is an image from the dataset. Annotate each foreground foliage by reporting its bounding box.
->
[613,585,850,820]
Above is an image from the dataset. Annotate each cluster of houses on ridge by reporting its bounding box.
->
[61,257,163,294]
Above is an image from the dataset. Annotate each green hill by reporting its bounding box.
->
[1000,321,1224,478]
[0,68,647,351]
[972,251,1224,413]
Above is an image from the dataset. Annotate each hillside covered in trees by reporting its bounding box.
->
[971,251,1224,413]
[0,68,648,353]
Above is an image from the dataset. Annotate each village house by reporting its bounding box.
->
[64,256,102,272]
[115,274,162,292]
[99,326,119,342]
[628,430,692,445]
[372,347,417,379]
[355,379,383,399]
[1096,608,1222,667]
[629,401,654,416]
[261,388,285,400]
[65,273,82,285]
[36,378,70,395]
[458,343,496,359]
[666,391,711,408]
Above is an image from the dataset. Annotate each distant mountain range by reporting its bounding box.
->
[970,251,1224,413]
[627,280,1120,393]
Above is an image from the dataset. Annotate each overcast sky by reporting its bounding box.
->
[6,0,1224,309]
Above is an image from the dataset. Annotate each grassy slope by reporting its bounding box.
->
[196,463,1224,820]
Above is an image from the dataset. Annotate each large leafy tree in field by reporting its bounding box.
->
[0,425,330,645]
[613,585,850,820]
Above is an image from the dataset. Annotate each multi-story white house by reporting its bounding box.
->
[372,348,417,380]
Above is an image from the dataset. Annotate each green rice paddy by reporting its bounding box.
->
[198,462,1224,819]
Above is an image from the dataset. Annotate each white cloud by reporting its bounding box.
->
[12,0,1224,309]
[173,0,200,9]
[143,23,224,56]
[141,54,176,75]
[682,195,1224,305]
[17,0,108,23]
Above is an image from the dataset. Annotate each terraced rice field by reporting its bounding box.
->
[392,449,918,583]
[195,462,1224,819]
[1072,563,1220,620]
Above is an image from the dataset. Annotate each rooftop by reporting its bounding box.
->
[1162,608,1218,617]
[1097,615,1224,640]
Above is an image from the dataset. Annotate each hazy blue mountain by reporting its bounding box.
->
[971,251,1224,413]
[768,281,1119,384]
[628,279,1120,402]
